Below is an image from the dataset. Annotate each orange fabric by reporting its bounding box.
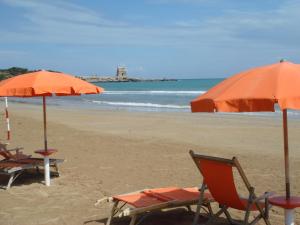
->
[0,70,104,97]
[197,159,263,211]
[113,187,211,208]
[191,61,300,112]
[198,159,247,210]
[113,192,163,208]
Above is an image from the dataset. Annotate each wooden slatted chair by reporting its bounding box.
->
[0,143,30,160]
[189,150,273,225]
[0,158,64,189]
[0,143,64,189]
[96,187,214,225]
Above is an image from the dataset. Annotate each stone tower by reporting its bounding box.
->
[116,66,127,81]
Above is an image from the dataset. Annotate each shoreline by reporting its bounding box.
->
[3,98,300,120]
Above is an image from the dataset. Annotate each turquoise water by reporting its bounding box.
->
[10,78,225,112]
[7,78,300,116]
[8,78,225,112]
[80,79,223,111]
[7,78,300,117]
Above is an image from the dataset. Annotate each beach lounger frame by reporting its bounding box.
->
[190,150,273,225]
[97,187,214,225]
[0,158,64,189]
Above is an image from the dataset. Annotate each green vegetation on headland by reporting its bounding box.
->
[0,67,177,82]
[0,67,30,80]
[0,67,61,80]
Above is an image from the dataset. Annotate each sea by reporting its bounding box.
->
[87,79,221,112]
[5,78,300,117]
[7,79,221,112]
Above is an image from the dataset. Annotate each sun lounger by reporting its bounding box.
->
[0,143,64,188]
[96,186,214,225]
[0,158,64,189]
[189,150,273,225]
[0,143,30,160]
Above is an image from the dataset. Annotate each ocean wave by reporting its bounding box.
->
[91,100,190,109]
[102,90,205,95]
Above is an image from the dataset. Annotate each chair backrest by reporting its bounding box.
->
[0,143,11,159]
[190,150,252,210]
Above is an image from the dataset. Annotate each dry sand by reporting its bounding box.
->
[0,102,300,225]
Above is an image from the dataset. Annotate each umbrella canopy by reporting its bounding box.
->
[191,60,300,201]
[0,70,103,97]
[191,61,300,113]
[0,70,104,186]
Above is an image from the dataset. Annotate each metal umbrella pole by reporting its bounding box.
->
[4,97,10,141]
[43,96,50,186]
[282,109,294,224]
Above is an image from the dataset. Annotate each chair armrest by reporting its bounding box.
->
[254,192,275,203]
[6,147,24,152]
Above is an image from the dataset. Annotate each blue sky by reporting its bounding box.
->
[0,0,299,78]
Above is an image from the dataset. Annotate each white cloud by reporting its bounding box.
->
[0,0,300,51]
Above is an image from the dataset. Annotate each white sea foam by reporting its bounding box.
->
[91,100,190,109]
[102,90,205,95]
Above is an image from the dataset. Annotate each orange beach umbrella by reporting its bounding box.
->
[0,70,104,186]
[191,60,300,225]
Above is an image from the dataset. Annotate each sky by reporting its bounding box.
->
[0,0,300,78]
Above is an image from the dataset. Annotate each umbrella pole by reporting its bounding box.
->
[43,96,48,151]
[43,96,50,186]
[283,109,294,225]
[283,109,290,199]
[5,97,10,141]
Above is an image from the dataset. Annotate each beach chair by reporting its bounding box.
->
[0,158,64,189]
[0,143,64,189]
[189,150,273,225]
[0,143,30,160]
[96,187,214,225]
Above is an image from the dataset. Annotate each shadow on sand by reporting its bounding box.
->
[0,169,60,189]
[84,208,230,225]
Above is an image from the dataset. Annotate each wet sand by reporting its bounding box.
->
[0,102,299,225]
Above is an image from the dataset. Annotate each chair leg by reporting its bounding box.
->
[54,163,59,175]
[36,166,41,174]
[203,207,224,225]
[106,201,119,225]
[249,215,262,225]
[244,191,254,225]
[264,196,270,219]
[50,163,60,177]
[6,171,23,189]
[192,183,206,225]
[248,203,272,225]
[253,201,271,225]
[129,215,137,225]
[206,202,213,216]
[222,207,236,224]
[6,173,15,189]
[244,210,251,225]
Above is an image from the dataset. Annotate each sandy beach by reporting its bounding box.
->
[0,102,300,225]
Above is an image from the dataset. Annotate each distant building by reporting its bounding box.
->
[116,66,127,81]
